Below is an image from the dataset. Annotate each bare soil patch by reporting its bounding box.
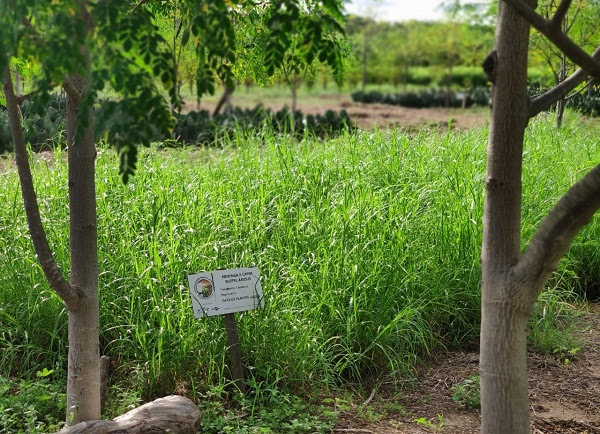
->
[332,303,600,433]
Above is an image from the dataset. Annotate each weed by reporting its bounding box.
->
[414,413,444,431]
[0,369,65,433]
[452,375,480,409]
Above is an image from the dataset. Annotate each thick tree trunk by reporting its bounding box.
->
[65,76,101,424]
[480,1,533,433]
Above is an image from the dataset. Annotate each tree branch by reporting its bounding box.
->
[529,45,600,117]
[16,92,33,104]
[512,162,600,303]
[132,0,151,12]
[2,67,80,310]
[502,0,600,79]
[62,79,81,104]
[550,0,573,29]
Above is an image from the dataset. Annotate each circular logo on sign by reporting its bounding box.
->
[195,278,214,299]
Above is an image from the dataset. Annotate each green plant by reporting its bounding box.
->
[0,369,66,433]
[528,285,583,356]
[198,382,336,433]
[452,375,480,409]
[414,414,444,431]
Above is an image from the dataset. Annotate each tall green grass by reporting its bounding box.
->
[0,113,597,401]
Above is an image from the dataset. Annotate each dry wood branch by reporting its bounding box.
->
[503,0,600,79]
[2,67,79,310]
[57,395,201,433]
[529,45,600,117]
[513,163,600,304]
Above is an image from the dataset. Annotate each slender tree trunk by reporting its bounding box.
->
[291,82,297,114]
[65,75,101,424]
[361,34,368,91]
[212,86,233,117]
[480,1,533,433]
[556,55,567,128]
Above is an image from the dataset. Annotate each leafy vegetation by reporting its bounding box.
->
[0,115,597,420]
[351,87,490,108]
[0,96,354,151]
[0,369,66,433]
[452,375,480,409]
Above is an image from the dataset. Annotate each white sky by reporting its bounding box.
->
[344,0,447,22]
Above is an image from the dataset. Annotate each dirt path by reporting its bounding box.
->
[332,303,600,433]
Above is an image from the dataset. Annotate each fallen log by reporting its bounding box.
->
[57,395,201,434]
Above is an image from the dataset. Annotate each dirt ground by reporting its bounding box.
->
[332,302,600,434]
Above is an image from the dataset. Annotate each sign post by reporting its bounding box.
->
[187,266,263,393]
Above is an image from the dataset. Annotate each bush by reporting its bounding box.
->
[351,87,491,108]
[171,105,354,146]
[0,97,355,151]
[0,369,66,433]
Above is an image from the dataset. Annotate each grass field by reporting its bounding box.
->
[0,112,597,431]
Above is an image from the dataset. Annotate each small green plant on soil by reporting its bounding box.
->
[452,375,480,409]
[528,284,583,357]
[357,404,383,422]
[198,381,337,433]
[0,369,66,433]
[414,413,444,431]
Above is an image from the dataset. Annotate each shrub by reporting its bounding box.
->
[0,97,355,151]
[351,87,491,108]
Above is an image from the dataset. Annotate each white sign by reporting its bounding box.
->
[187,266,264,318]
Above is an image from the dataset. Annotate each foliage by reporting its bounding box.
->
[0,95,354,150]
[173,106,354,145]
[414,414,444,431]
[452,375,480,408]
[1,0,346,182]
[351,87,491,108]
[198,382,336,433]
[529,285,583,356]
[343,15,494,89]
[0,369,66,433]
[1,116,595,404]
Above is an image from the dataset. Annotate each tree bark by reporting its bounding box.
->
[57,395,201,434]
[480,1,533,432]
[65,75,101,425]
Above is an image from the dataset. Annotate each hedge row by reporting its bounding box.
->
[351,87,491,108]
[0,96,354,154]
[172,106,354,146]
[352,85,600,116]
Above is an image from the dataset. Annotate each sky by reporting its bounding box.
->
[344,0,448,22]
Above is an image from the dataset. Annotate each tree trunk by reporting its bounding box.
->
[65,75,101,425]
[361,34,368,91]
[212,86,233,117]
[291,83,297,114]
[480,1,533,433]
[556,54,567,128]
